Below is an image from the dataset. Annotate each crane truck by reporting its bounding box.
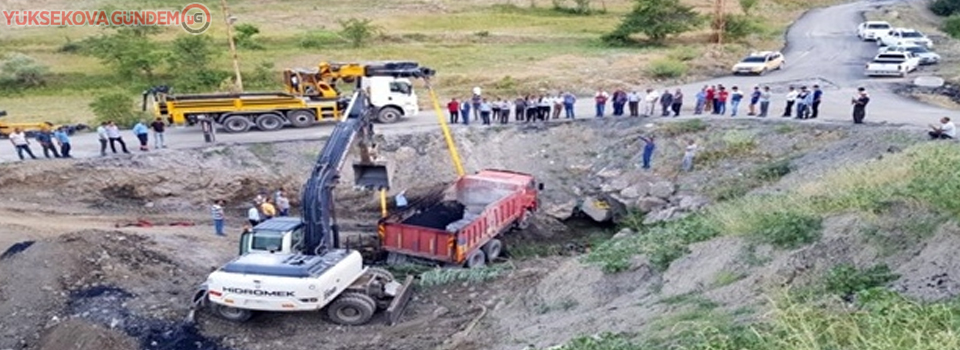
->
[142,62,420,134]
[190,61,435,326]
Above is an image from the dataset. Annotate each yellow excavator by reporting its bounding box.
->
[142,62,421,133]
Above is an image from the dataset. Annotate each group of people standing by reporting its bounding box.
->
[446,89,579,125]
[210,188,292,236]
[6,125,73,160]
[95,118,169,156]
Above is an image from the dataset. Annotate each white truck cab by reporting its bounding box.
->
[857,21,892,41]
[361,77,419,124]
[240,217,303,255]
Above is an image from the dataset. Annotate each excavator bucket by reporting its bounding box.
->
[353,163,390,190]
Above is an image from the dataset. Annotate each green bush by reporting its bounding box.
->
[754,159,793,181]
[338,18,382,48]
[751,211,822,249]
[723,14,765,41]
[0,52,49,88]
[645,58,688,79]
[943,15,960,39]
[930,0,960,16]
[603,0,702,45]
[584,214,720,273]
[234,23,264,50]
[824,264,899,298]
[89,92,143,128]
[299,30,347,49]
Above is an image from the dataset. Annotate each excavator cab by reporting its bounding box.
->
[353,163,390,190]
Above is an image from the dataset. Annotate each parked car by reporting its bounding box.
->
[857,21,892,41]
[878,28,933,48]
[878,45,941,65]
[731,51,785,75]
[865,52,920,77]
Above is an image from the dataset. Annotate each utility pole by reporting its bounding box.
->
[220,0,243,92]
[713,0,726,45]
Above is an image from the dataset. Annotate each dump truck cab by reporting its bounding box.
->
[240,217,304,256]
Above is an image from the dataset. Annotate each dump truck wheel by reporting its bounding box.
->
[222,116,251,133]
[366,267,395,283]
[515,210,533,230]
[465,250,487,269]
[483,239,503,262]
[212,304,253,322]
[326,293,377,326]
[255,113,284,131]
[288,110,316,128]
[377,106,402,124]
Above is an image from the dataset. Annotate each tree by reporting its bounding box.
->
[167,35,229,92]
[89,92,140,127]
[0,52,49,88]
[338,18,382,48]
[84,30,164,78]
[603,0,702,45]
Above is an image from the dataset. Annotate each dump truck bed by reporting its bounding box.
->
[380,170,539,265]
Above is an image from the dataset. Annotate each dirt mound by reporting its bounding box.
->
[39,319,136,350]
[0,230,213,350]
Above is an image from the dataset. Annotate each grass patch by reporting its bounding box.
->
[823,263,899,299]
[659,118,707,136]
[707,158,794,201]
[697,130,759,166]
[556,289,960,350]
[712,270,747,288]
[418,265,510,287]
[247,143,276,163]
[748,210,822,249]
[584,214,720,273]
[645,58,688,79]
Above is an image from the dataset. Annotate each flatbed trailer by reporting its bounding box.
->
[150,91,343,134]
[379,169,542,268]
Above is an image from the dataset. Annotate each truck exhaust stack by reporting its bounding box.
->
[353,163,390,190]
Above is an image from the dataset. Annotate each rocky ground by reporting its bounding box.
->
[0,117,951,350]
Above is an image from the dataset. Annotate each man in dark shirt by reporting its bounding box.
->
[36,129,61,158]
[150,117,167,149]
[851,87,870,124]
[811,85,823,119]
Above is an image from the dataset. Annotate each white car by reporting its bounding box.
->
[878,45,941,65]
[857,21,892,41]
[865,52,920,77]
[878,28,933,48]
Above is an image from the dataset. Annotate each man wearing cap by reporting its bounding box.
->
[851,87,870,124]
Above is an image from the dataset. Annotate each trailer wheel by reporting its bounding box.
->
[211,303,253,323]
[326,292,377,326]
[222,115,251,133]
[287,110,316,128]
[465,250,487,269]
[515,210,533,230]
[482,239,503,262]
[376,106,402,124]
[366,267,395,283]
[255,113,284,131]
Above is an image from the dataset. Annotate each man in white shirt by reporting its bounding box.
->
[643,89,660,117]
[627,90,641,117]
[682,139,697,172]
[248,203,262,226]
[928,117,956,140]
[8,128,38,160]
[96,122,109,156]
[105,121,131,154]
[782,86,798,118]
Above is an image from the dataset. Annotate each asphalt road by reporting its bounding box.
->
[1,0,951,162]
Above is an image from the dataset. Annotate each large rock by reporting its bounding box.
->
[677,195,710,211]
[643,207,691,225]
[544,200,578,220]
[648,181,676,199]
[620,183,650,199]
[580,196,612,222]
[636,196,668,213]
[612,228,636,240]
[600,178,630,193]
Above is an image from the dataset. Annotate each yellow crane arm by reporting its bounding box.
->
[425,78,465,178]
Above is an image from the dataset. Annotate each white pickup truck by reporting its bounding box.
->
[877,28,933,48]
[857,21,892,41]
[865,52,920,77]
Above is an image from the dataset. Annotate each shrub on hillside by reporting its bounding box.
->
[299,30,346,49]
[603,0,702,45]
[723,15,766,41]
[645,58,688,79]
[0,52,50,88]
[751,210,822,249]
[234,23,265,50]
[824,264,899,299]
[338,18,382,48]
[930,0,960,16]
[943,15,960,39]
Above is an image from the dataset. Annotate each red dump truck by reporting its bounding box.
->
[379,169,543,268]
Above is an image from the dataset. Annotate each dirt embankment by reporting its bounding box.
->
[0,118,946,350]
